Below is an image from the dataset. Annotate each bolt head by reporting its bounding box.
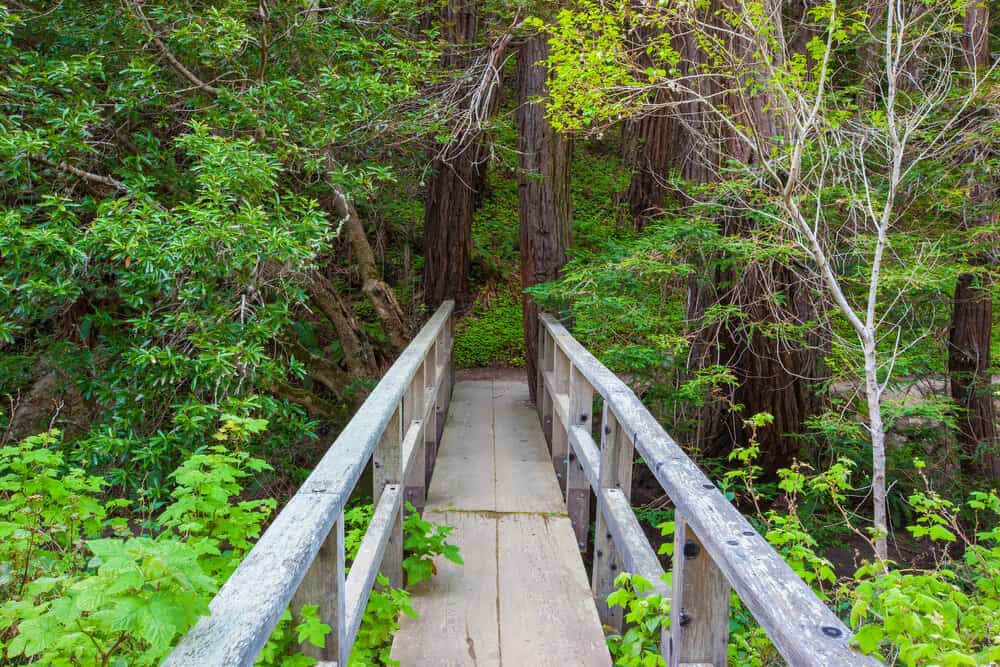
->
[821,626,843,639]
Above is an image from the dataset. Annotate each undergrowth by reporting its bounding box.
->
[0,419,461,666]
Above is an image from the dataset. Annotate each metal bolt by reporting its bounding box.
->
[678,611,691,627]
[742,530,754,536]
[683,541,700,559]
[821,626,843,639]
[726,539,739,546]
[702,483,714,489]
[581,414,588,422]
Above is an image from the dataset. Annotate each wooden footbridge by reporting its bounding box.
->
[166,302,881,666]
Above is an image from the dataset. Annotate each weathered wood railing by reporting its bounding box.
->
[536,312,882,667]
[165,301,455,667]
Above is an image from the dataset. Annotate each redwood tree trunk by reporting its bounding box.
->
[684,1,823,474]
[621,19,681,230]
[517,34,572,404]
[622,108,679,230]
[423,0,481,310]
[949,0,997,478]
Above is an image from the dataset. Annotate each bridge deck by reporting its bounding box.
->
[391,378,611,666]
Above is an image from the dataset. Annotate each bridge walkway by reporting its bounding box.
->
[391,378,610,666]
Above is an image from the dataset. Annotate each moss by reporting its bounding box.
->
[453,294,525,368]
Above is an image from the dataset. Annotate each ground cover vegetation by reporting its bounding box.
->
[1,0,997,664]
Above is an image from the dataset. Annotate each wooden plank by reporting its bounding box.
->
[344,485,402,650]
[290,515,345,663]
[424,380,495,512]
[374,406,404,588]
[550,348,571,493]
[566,367,594,552]
[492,379,566,514]
[497,513,611,666]
[400,420,423,481]
[538,312,881,667]
[165,301,453,667]
[390,511,500,666]
[568,425,600,490]
[601,488,670,599]
[393,379,611,666]
[668,516,729,667]
[592,403,634,630]
[536,324,547,413]
[404,363,426,512]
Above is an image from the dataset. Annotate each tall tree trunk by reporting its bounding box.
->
[424,0,480,311]
[517,34,572,404]
[949,0,997,478]
[423,2,509,310]
[685,0,823,474]
[622,108,679,230]
[621,19,682,230]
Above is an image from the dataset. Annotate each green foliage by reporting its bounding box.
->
[0,430,463,665]
[0,430,272,665]
[605,572,671,667]
[348,577,416,667]
[850,483,1000,666]
[453,294,525,368]
[402,503,463,586]
[611,451,1000,666]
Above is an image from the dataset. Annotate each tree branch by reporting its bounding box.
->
[28,155,130,194]
[126,0,221,96]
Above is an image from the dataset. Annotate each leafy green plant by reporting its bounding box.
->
[402,503,463,585]
[849,470,1000,665]
[605,572,671,667]
[453,294,525,368]
[0,429,273,665]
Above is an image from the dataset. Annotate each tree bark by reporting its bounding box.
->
[423,6,511,311]
[621,19,682,230]
[517,34,572,404]
[948,0,997,478]
[684,0,823,475]
[304,269,376,378]
[324,189,409,352]
[424,0,482,311]
[622,109,679,230]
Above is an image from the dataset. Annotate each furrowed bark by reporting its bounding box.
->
[948,0,997,478]
[517,33,572,404]
[423,2,510,310]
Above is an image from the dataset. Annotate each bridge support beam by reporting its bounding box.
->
[592,403,634,630]
[667,516,730,667]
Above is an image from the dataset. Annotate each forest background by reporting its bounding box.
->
[0,0,997,664]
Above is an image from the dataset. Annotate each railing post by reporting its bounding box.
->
[668,515,730,667]
[551,346,570,494]
[404,362,426,512]
[566,366,593,552]
[423,343,438,488]
[374,405,403,588]
[539,329,554,445]
[592,402,634,629]
[291,513,346,664]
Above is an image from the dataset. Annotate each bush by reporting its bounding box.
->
[453,294,525,368]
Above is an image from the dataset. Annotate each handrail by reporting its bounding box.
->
[536,312,882,667]
[166,301,455,667]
